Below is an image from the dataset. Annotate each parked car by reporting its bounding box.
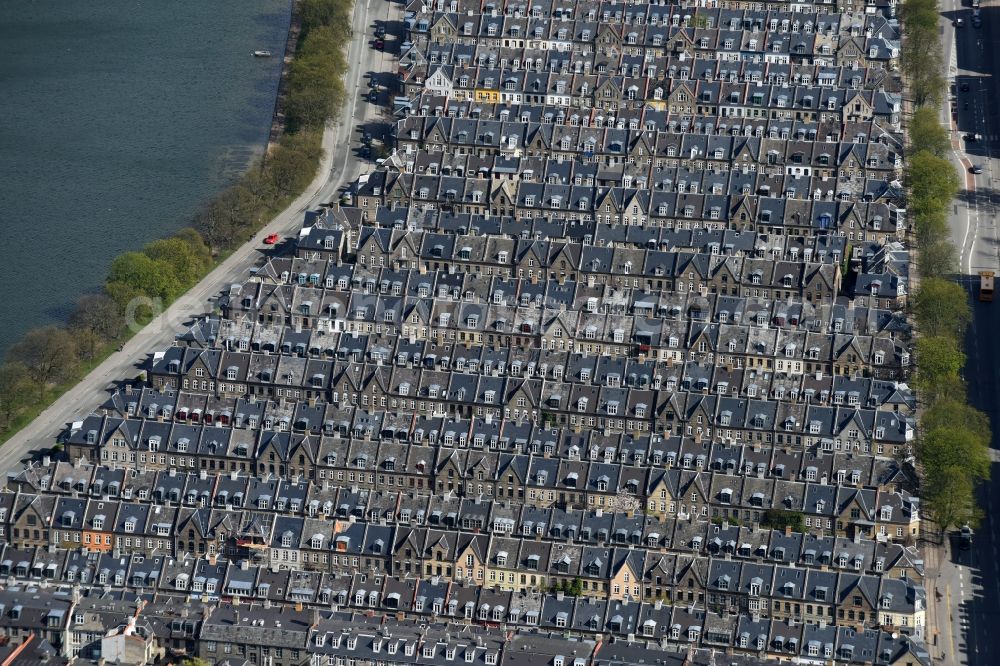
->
[965,132,982,142]
[374,38,384,50]
[971,164,984,174]
[264,233,280,245]
[960,524,974,549]
[955,17,964,27]
[961,82,971,92]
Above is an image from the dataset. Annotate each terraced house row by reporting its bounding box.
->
[403,3,901,77]
[6,449,919,554]
[0,586,930,666]
[385,121,903,202]
[0,546,926,661]
[0,503,925,635]
[0,0,930,663]
[52,424,918,554]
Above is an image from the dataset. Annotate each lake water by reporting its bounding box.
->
[0,0,291,353]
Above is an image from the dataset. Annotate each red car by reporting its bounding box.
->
[374,38,384,50]
[264,233,280,245]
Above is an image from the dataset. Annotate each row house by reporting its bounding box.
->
[408,3,899,69]
[0,551,927,663]
[4,451,919,558]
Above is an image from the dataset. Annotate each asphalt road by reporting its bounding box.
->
[943,0,1000,274]
[0,0,399,473]
[936,284,1000,666]
[935,2,1000,664]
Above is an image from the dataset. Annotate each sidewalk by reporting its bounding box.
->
[922,525,957,665]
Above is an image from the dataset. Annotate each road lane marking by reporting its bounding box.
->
[947,584,957,663]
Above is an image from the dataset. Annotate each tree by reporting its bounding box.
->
[285,22,347,131]
[918,240,957,278]
[281,128,324,163]
[196,185,262,253]
[762,509,805,533]
[264,142,315,198]
[180,659,211,666]
[922,399,991,443]
[242,169,279,212]
[286,65,341,131]
[920,425,991,484]
[142,234,211,288]
[69,293,125,342]
[908,152,959,218]
[914,335,965,397]
[7,327,78,397]
[72,328,104,362]
[913,207,950,248]
[900,0,946,106]
[0,362,35,429]
[923,465,978,533]
[174,227,213,263]
[914,277,971,338]
[909,106,951,157]
[908,58,945,107]
[106,252,181,307]
[900,0,940,27]
[286,30,345,132]
[299,0,351,34]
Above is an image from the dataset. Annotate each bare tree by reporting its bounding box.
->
[69,293,124,342]
[7,327,78,398]
[0,363,34,429]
